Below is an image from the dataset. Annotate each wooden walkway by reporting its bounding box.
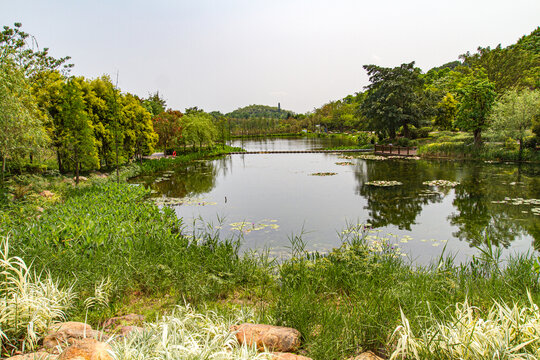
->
[228,149,373,155]
[373,144,417,157]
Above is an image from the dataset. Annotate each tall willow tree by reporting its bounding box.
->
[0,61,48,182]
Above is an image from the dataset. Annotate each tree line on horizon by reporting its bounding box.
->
[1,23,539,182]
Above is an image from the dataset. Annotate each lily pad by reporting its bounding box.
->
[365,180,403,187]
[335,162,355,166]
[310,172,337,176]
[422,180,459,187]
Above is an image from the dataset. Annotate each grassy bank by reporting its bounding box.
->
[1,150,540,359]
[416,131,540,162]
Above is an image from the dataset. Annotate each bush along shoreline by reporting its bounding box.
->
[1,151,540,359]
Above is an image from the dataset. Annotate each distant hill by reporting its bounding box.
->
[226,104,294,119]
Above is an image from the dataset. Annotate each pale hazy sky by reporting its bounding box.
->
[2,0,539,113]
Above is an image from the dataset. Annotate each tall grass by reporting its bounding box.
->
[390,294,540,359]
[0,237,75,354]
[111,305,272,360]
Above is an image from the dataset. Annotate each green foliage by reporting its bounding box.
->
[143,91,166,116]
[57,78,99,181]
[0,60,48,182]
[490,89,540,157]
[227,104,293,120]
[182,112,218,150]
[455,74,496,146]
[434,93,458,130]
[361,62,431,139]
[460,40,540,92]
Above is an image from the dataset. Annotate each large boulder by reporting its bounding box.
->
[230,323,301,352]
[57,338,112,360]
[7,352,58,360]
[43,322,107,354]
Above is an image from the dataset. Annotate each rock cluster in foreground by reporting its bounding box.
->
[7,317,383,360]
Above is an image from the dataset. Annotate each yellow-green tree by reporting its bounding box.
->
[490,89,540,159]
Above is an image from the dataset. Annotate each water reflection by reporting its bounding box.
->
[354,160,444,230]
[133,142,540,258]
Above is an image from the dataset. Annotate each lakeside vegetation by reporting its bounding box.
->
[1,163,539,358]
[1,21,540,359]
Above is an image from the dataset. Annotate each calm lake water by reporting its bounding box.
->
[136,138,540,264]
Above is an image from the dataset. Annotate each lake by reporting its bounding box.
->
[135,137,540,264]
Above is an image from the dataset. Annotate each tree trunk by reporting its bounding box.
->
[518,137,523,161]
[473,129,482,146]
[402,123,410,139]
[57,150,64,174]
[1,155,5,185]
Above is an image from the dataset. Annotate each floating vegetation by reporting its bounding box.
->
[339,155,356,159]
[357,154,387,161]
[153,197,217,207]
[366,180,403,187]
[310,172,337,176]
[491,198,540,216]
[422,180,460,187]
[386,156,421,160]
[335,162,355,166]
[229,219,280,234]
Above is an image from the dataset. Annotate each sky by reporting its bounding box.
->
[2,0,539,114]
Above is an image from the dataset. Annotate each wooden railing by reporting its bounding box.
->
[374,144,417,156]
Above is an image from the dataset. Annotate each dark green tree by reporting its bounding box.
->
[361,62,431,139]
[455,74,496,146]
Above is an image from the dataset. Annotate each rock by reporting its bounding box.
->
[43,322,107,354]
[57,338,112,360]
[348,351,385,360]
[230,323,301,352]
[7,352,58,360]
[39,190,55,198]
[272,353,312,360]
[102,314,144,333]
[73,176,88,182]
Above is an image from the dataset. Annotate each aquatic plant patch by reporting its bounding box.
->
[229,220,280,234]
[335,162,355,166]
[491,197,540,215]
[153,197,218,206]
[310,172,337,176]
[365,180,403,187]
[422,180,460,187]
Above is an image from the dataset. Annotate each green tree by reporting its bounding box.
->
[183,112,218,151]
[0,61,48,182]
[455,74,496,146]
[361,62,430,139]
[143,91,166,116]
[121,93,158,162]
[490,89,540,159]
[58,78,99,183]
[434,93,458,130]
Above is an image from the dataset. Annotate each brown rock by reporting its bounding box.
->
[230,323,301,352]
[348,351,385,360]
[58,338,112,360]
[271,353,312,360]
[39,190,55,198]
[7,352,58,360]
[43,322,107,354]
